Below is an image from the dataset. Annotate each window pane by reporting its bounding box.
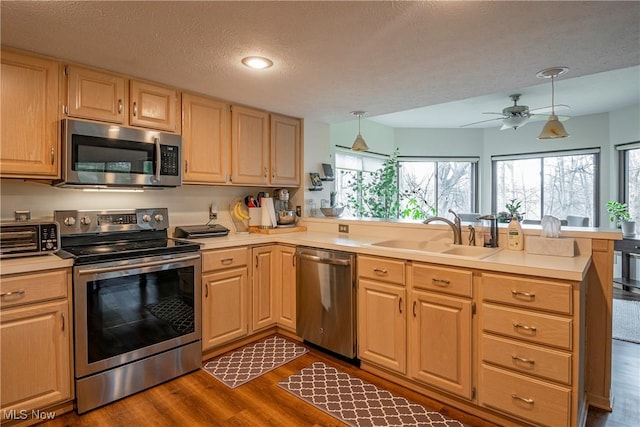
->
[399,162,436,218]
[495,159,542,220]
[438,162,472,215]
[543,154,595,221]
[628,148,640,220]
[336,169,358,217]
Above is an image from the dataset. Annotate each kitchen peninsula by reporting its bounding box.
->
[1,216,620,427]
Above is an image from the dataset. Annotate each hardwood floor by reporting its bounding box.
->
[586,287,640,427]
[41,288,640,427]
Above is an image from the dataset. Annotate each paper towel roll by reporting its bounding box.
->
[260,198,277,228]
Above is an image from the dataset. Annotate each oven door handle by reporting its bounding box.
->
[76,254,200,275]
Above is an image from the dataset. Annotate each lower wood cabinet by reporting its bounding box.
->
[201,247,249,350]
[0,268,73,422]
[251,246,277,331]
[275,245,297,332]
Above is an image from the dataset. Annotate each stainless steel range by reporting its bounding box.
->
[54,208,202,414]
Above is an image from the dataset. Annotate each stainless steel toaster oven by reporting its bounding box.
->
[0,221,60,258]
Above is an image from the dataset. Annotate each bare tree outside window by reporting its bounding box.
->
[625,148,640,220]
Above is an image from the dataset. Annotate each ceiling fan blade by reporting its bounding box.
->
[529,104,571,114]
[460,117,504,127]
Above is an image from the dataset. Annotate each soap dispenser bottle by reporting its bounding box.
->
[507,216,524,251]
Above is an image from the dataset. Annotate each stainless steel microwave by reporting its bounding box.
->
[0,221,60,258]
[56,119,182,188]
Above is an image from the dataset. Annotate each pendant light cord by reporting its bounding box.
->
[551,75,556,115]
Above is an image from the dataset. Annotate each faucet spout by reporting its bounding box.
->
[422,209,463,244]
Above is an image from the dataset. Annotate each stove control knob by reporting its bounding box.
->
[142,214,152,223]
[45,242,54,250]
[154,214,164,222]
[63,217,76,226]
[80,216,92,225]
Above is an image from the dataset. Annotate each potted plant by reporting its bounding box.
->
[606,201,636,237]
[499,198,525,223]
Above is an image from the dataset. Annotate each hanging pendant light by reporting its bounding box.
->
[350,111,369,151]
[537,67,570,139]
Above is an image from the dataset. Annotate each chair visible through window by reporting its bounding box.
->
[566,215,590,227]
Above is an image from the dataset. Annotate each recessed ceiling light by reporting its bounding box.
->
[241,56,273,69]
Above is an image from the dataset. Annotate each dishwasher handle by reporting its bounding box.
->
[297,252,351,266]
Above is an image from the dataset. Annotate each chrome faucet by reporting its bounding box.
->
[422,209,462,245]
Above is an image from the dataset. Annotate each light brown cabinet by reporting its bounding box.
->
[357,256,407,374]
[251,246,277,331]
[270,114,301,186]
[409,263,474,400]
[275,245,297,332]
[181,93,230,184]
[0,269,72,422]
[231,105,270,185]
[130,79,180,133]
[1,50,59,178]
[478,272,582,427]
[201,247,249,350]
[64,64,127,124]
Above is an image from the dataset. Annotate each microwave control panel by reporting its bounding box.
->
[160,145,179,176]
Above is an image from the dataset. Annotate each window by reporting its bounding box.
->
[617,142,640,220]
[492,149,599,225]
[335,148,478,220]
[398,158,478,219]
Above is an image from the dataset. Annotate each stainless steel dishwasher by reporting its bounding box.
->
[296,246,356,359]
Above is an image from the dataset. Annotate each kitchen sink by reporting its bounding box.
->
[370,239,500,259]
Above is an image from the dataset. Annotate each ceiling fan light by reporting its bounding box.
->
[538,114,569,139]
[502,115,528,130]
[351,134,369,151]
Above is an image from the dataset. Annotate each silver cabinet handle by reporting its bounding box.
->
[133,101,138,116]
[184,160,189,173]
[1,289,26,299]
[204,283,208,298]
[51,147,55,165]
[398,297,403,314]
[511,394,534,405]
[512,290,535,299]
[373,268,388,275]
[513,323,537,332]
[432,278,450,286]
[264,167,268,178]
[511,355,535,365]
[412,301,417,317]
[61,312,65,331]
[118,99,123,113]
[221,257,234,265]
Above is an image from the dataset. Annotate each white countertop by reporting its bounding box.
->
[0,253,74,275]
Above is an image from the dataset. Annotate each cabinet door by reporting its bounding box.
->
[1,50,59,178]
[410,289,473,399]
[201,267,248,350]
[231,105,269,185]
[252,246,276,331]
[65,65,126,123]
[129,80,179,132]
[1,300,71,416]
[270,114,301,186]
[182,93,230,183]
[276,246,296,331]
[358,278,406,374]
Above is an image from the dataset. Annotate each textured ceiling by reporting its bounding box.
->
[2,1,639,128]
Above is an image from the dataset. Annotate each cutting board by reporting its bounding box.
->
[248,226,307,234]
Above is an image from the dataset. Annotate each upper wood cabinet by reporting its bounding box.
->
[1,50,59,178]
[130,80,180,133]
[182,93,230,184]
[64,64,127,124]
[231,105,270,185]
[270,114,301,186]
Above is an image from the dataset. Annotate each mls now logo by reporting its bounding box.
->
[3,409,56,421]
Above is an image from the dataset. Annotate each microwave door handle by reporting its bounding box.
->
[154,137,161,182]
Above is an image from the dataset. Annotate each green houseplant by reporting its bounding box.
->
[607,201,635,236]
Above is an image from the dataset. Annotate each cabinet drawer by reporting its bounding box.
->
[482,273,572,315]
[481,334,572,385]
[202,247,248,272]
[1,270,67,308]
[480,364,571,427]
[412,263,472,297]
[482,303,572,350]
[358,256,405,285]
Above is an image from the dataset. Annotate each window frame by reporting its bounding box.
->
[491,147,601,226]
[616,141,640,219]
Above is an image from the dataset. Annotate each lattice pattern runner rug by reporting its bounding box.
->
[279,362,464,427]
[203,335,308,388]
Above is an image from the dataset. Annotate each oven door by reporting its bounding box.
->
[73,252,201,378]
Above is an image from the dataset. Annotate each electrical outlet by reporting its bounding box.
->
[209,203,218,221]
[338,224,349,233]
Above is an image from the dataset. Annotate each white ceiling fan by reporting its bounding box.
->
[461,94,570,130]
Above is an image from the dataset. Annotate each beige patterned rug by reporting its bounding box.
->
[202,335,308,388]
[279,362,464,427]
